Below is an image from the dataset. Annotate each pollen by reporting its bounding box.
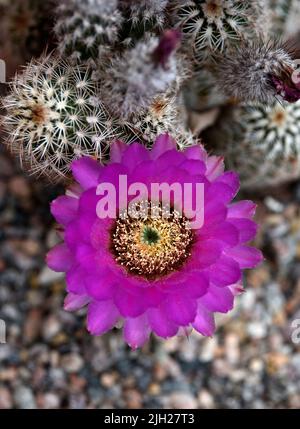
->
[111,201,194,280]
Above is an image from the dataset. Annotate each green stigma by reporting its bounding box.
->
[142,227,160,245]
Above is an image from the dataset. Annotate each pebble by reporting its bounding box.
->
[14,386,36,409]
[163,392,198,409]
[198,389,215,409]
[100,372,118,389]
[61,353,84,373]
[23,309,42,344]
[36,392,60,409]
[199,337,217,362]
[265,197,285,213]
[8,176,32,199]
[38,267,64,285]
[42,315,61,341]
[225,333,240,365]
[0,387,13,409]
[247,322,268,339]
[0,367,18,382]
[124,389,143,409]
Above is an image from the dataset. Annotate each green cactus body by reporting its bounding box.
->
[172,0,264,63]
[203,101,300,189]
[55,0,123,64]
[3,56,119,181]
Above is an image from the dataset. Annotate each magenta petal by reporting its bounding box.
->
[78,188,100,217]
[87,300,119,335]
[123,315,150,349]
[147,307,178,338]
[71,157,102,190]
[74,244,95,265]
[143,286,165,307]
[121,143,150,170]
[209,255,241,287]
[198,221,239,246]
[130,160,157,187]
[184,144,207,161]
[226,245,263,268]
[65,217,93,249]
[164,295,197,326]
[213,222,239,246]
[84,271,115,300]
[90,218,114,251]
[46,244,73,272]
[151,134,177,159]
[114,287,145,318]
[154,150,186,172]
[229,283,245,296]
[110,140,127,163]
[205,155,224,181]
[185,272,209,298]
[215,171,240,198]
[51,196,78,225]
[229,218,258,243]
[97,162,128,183]
[194,239,222,268]
[228,200,257,219]
[192,304,215,336]
[200,285,234,313]
[64,293,90,311]
[66,266,86,294]
[204,200,227,226]
[206,182,236,205]
[179,159,206,176]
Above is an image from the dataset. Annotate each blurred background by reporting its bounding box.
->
[0,0,300,410]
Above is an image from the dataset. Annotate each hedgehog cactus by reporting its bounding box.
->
[216,40,300,105]
[96,29,194,147]
[171,0,266,64]
[123,93,194,149]
[203,100,300,189]
[54,0,169,65]
[184,67,228,112]
[54,0,123,65]
[101,31,181,119]
[2,55,119,181]
[118,0,168,47]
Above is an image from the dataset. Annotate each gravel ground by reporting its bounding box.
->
[0,146,300,409]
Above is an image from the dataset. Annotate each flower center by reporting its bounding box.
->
[142,227,160,245]
[111,201,194,280]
